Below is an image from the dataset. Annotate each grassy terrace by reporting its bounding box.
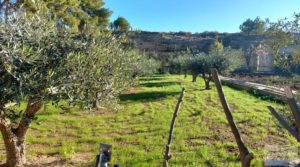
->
[0,75,299,166]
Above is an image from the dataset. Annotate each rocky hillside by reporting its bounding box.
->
[130,31,267,56]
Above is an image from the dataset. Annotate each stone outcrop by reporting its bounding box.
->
[130,31,274,72]
[130,31,266,56]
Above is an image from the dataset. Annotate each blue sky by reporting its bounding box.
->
[104,0,300,33]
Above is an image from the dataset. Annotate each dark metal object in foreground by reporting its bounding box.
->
[211,68,253,167]
[163,88,185,167]
[95,143,112,167]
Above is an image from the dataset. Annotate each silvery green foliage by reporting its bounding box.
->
[0,14,79,122]
[63,34,139,109]
[0,13,140,117]
[170,51,192,74]
[208,47,244,73]
[140,58,160,76]
[0,15,71,105]
[131,52,160,77]
[179,48,243,76]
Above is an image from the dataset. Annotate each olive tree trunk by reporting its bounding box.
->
[204,79,210,90]
[192,74,197,82]
[0,98,42,167]
[92,92,104,110]
[92,100,100,109]
[0,119,25,167]
[202,73,212,90]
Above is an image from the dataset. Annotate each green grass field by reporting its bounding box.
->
[0,75,299,166]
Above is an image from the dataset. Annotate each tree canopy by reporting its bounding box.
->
[171,46,243,89]
[112,16,131,31]
[0,0,116,33]
[239,17,266,35]
[265,13,300,74]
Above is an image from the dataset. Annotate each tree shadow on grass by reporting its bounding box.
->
[119,91,180,102]
[190,110,203,117]
[139,77,165,81]
[24,156,95,167]
[139,75,169,81]
[139,82,180,88]
[25,159,67,167]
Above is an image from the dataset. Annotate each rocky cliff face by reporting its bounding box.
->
[130,31,266,56]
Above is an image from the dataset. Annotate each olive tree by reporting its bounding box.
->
[184,53,206,83]
[132,53,160,77]
[0,14,138,167]
[0,15,75,167]
[63,36,139,109]
[170,51,191,78]
[185,53,222,89]
[185,48,243,89]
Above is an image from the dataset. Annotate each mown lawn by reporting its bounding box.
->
[0,75,299,166]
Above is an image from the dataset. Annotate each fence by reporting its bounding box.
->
[212,69,300,167]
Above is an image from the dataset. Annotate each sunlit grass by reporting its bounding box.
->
[0,74,299,166]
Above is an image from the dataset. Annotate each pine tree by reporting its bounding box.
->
[112,16,131,31]
[0,0,113,32]
[210,37,224,52]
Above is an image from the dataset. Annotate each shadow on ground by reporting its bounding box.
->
[119,91,180,102]
[138,81,180,88]
[23,158,92,167]
[25,160,67,167]
[139,77,165,81]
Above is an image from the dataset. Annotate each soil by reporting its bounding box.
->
[25,153,93,167]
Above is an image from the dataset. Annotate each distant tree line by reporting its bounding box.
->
[239,15,300,75]
[265,13,300,75]
[240,17,266,35]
